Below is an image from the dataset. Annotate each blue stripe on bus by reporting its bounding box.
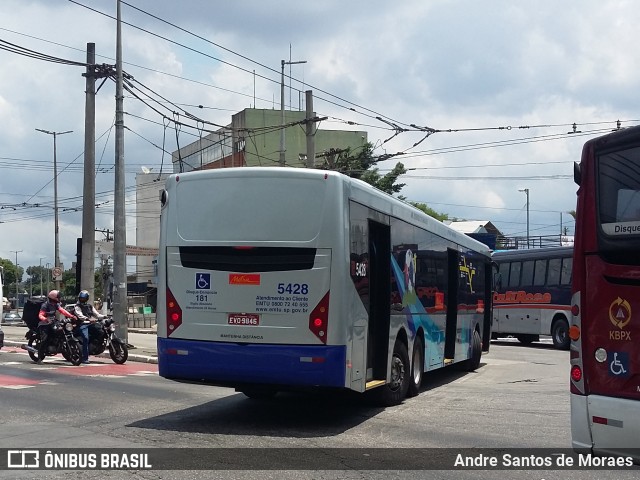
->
[158,338,346,387]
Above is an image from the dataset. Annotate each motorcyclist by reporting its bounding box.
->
[72,290,106,364]
[38,290,76,360]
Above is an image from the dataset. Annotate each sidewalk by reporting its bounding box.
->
[0,324,158,364]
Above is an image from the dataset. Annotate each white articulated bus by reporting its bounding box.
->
[157,167,493,405]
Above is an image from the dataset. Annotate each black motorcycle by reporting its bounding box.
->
[86,316,128,364]
[22,317,82,366]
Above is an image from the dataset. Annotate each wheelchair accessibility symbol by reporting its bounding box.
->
[196,273,211,290]
[609,351,630,377]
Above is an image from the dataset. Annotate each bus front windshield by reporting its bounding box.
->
[598,145,640,241]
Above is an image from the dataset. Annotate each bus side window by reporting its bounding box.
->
[495,273,502,291]
[547,258,561,286]
[497,262,510,291]
[561,257,573,285]
[508,262,521,288]
[521,260,534,288]
[533,259,547,286]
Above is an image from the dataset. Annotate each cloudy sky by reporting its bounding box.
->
[1,0,639,277]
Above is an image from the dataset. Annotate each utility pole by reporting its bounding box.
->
[519,188,530,248]
[80,42,97,300]
[113,0,128,343]
[10,250,22,310]
[36,128,72,289]
[279,58,306,166]
[39,257,45,296]
[305,90,315,168]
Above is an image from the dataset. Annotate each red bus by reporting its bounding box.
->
[570,125,640,462]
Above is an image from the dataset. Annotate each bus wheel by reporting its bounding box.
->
[461,329,482,372]
[240,388,278,400]
[552,318,570,350]
[372,340,410,406]
[407,336,424,398]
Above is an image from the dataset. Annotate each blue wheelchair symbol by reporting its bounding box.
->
[609,351,630,378]
[196,273,211,290]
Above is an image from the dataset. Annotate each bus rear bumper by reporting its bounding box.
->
[158,337,346,388]
[571,393,640,463]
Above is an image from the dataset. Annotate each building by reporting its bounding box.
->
[445,220,502,250]
[172,108,367,170]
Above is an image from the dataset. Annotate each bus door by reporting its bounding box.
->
[444,248,460,362]
[367,220,391,381]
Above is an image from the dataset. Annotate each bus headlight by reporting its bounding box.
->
[594,348,607,363]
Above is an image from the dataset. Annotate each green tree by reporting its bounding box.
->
[409,202,450,222]
[318,143,407,195]
[0,257,23,291]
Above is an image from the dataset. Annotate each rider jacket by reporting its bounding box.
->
[73,303,106,323]
[38,300,75,325]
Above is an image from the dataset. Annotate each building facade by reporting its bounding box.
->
[172,108,367,170]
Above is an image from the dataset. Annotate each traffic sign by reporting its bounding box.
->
[52,267,63,281]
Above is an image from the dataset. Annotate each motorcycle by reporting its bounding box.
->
[85,316,128,364]
[22,317,82,366]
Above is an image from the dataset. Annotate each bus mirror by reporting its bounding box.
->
[574,162,581,186]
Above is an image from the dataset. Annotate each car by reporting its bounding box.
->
[0,324,4,349]
[2,312,23,326]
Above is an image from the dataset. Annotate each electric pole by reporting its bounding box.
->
[305,90,315,168]
[10,250,22,310]
[113,0,128,343]
[81,42,97,301]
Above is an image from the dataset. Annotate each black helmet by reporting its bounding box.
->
[78,290,90,303]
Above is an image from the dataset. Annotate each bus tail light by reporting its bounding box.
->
[568,325,580,341]
[570,365,582,382]
[166,287,182,335]
[571,304,579,316]
[309,292,330,344]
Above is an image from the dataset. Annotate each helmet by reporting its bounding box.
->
[78,290,90,303]
[47,290,60,302]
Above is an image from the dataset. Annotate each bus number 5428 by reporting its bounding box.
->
[277,283,309,295]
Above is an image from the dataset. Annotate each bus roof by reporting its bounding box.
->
[492,246,573,261]
[166,167,492,256]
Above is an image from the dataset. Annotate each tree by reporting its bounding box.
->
[318,142,407,195]
[0,257,23,291]
[409,202,450,222]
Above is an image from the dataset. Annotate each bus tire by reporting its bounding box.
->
[551,317,570,350]
[462,329,482,372]
[407,336,424,398]
[372,340,410,406]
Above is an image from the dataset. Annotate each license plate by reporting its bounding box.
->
[227,313,260,326]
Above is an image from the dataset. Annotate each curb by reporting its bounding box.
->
[2,340,158,365]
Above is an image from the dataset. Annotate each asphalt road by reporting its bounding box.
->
[0,339,637,479]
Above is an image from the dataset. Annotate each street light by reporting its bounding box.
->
[519,188,530,248]
[36,128,73,290]
[10,249,22,311]
[39,257,45,297]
